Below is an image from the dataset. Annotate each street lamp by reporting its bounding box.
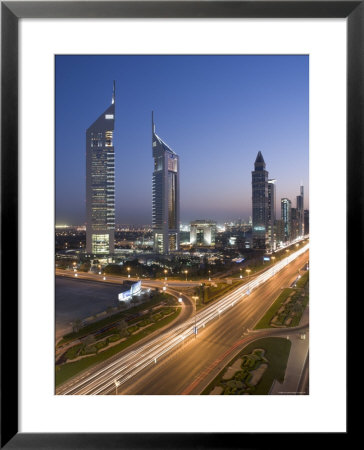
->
[185,270,188,281]
[240,268,243,279]
[246,269,251,294]
[208,270,211,281]
[191,295,199,337]
[127,267,130,278]
[164,269,168,280]
[114,379,121,395]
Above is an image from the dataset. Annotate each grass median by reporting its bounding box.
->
[202,337,291,395]
[254,271,309,330]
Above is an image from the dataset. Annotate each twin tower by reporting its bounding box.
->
[85,84,180,255]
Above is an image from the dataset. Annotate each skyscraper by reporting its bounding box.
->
[296,184,304,237]
[304,209,309,235]
[252,151,269,249]
[86,82,115,255]
[152,113,180,254]
[267,179,276,250]
[281,198,292,242]
[290,207,299,241]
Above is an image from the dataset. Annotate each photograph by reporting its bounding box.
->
[55,54,309,396]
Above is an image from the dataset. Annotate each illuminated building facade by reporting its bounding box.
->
[296,185,304,237]
[152,113,180,254]
[290,207,299,241]
[252,151,269,249]
[267,179,276,250]
[190,220,217,246]
[118,280,142,301]
[281,198,292,242]
[86,82,115,254]
[304,209,309,235]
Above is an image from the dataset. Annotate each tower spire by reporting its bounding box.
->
[152,111,155,133]
[112,80,115,104]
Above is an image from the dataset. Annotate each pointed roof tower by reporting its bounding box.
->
[254,151,266,170]
[152,111,176,155]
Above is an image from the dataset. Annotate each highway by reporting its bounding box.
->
[56,244,308,395]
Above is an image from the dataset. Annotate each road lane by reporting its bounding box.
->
[57,246,309,395]
[119,251,308,395]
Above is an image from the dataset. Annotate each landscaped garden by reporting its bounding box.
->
[202,337,291,395]
[55,293,182,387]
[254,271,309,329]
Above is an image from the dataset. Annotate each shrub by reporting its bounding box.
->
[107,334,121,343]
[82,345,97,355]
[127,325,139,334]
[95,340,108,351]
[65,344,83,360]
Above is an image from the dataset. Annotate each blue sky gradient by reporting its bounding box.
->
[56,55,309,225]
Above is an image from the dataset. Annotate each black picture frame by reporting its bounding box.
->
[1,1,354,448]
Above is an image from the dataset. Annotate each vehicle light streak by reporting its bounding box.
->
[58,244,309,395]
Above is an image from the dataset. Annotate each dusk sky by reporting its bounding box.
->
[56,55,309,225]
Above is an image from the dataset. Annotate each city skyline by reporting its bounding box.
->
[56,55,309,225]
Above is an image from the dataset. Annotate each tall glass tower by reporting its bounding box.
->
[296,185,304,237]
[281,198,292,242]
[267,179,276,250]
[252,151,269,249]
[86,82,115,255]
[152,112,180,254]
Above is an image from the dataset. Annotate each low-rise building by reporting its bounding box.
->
[118,280,142,301]
[190,220,217,246]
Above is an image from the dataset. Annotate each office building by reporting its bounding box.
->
[281,198,292,242]
[190,220,217,246]
[152,112,180,254]
[118,280,142,301]
[267,179,276,250]
[275,219,285,246]
[290,207,299,241]
[86,82,115,254]
[296,185,304,237]
[304,209,309,235]
[252,151,269,249]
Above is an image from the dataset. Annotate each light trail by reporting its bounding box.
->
[57,243,309,395]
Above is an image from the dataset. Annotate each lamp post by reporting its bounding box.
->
[246,269,251,294]
[185,270,188,281]
[208,270,211,281]
[191,295,198,337]
[114,379,120,395]
[271,256,276,275]
[164,269,168,281]
[127,267,130,278]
